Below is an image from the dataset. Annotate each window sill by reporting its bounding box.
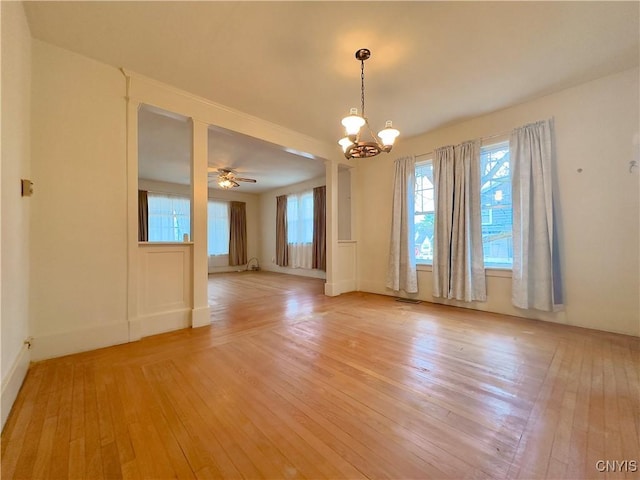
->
[417,263,512,278]
[139,241,193,246]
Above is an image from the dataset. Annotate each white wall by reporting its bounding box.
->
[260,176,327,279]
[138,178,261,273]
[30,40,129,360]
[356,67,640,337]
[1,1,32,429]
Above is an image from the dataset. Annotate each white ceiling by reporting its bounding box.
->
[138,105,326,193]
[24,1,639,190]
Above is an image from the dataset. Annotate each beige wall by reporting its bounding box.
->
[260,175,327,279]
[1,1,32,428]
[356,67,640,336]
[30,40,129,359]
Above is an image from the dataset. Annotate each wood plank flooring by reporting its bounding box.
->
[2,271,639,479]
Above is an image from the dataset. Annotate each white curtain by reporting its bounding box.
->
[386,156,418,293]
[432,140,486,302]
[207,200,229,256]
[287,190,314,269]
[147,193,191,242]
[288,243,313,269]
[511,119,563,311]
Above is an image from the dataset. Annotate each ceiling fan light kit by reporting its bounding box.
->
[210,168,257,189]
[339,48,399,159]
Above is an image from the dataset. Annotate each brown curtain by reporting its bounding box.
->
[229,201,247,266]
[138,190,148,241]
[276,195,288,267]
[312,186,326,270]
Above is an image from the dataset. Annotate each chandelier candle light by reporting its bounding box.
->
[339,48,399,159]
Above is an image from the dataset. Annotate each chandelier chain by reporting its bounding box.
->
[360,59,365,119]
[339,48,398,159]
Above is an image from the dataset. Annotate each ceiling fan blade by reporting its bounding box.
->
[234,177,257,183]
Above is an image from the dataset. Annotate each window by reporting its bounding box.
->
[145,194,233,256]
[287,190,314,244]
[480,142,512,268]
[207,200,229,255]
[414,161,435,264]
[148,193,191,242]
[413,141,513,268]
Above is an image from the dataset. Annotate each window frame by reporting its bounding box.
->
[414,159,435,266]
[479,140,513,269]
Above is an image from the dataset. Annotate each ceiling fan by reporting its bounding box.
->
[208,168,257,189]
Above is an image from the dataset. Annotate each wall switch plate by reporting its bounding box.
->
[21,179,33,197]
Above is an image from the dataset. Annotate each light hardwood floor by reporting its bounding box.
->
[2,271,639,479]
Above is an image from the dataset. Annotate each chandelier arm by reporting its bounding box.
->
[364,120,383,149]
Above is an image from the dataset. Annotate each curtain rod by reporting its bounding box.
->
[415,130,510,158]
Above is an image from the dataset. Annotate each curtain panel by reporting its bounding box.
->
[288,243,313,269]
[432,140,486,302]
[138,190,149,242]
[287,190,314,269]
[312,186,327,271]
[275,195,288,267]
[229,201,247,266]
[511,119,563,311]
[386,156,418,293]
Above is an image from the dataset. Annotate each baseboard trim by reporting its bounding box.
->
[192,306,211,328]
[357,280,385,295]
[31,322,130,362]
[1,344,31,430]
[324,282,339,297]
[337,279,357,295]
[261,265,327,280]
[137,309,191,338]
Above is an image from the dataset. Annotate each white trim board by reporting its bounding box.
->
[134,309,192,338]
[31,322,130,362]
[1,344,31,430]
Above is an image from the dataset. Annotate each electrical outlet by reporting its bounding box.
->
[271,257,275,263]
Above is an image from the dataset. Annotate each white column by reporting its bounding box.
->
[324,158,340,296]
[126,96,142,341]
[190,119,211,327]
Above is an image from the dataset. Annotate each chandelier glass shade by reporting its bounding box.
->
[338,49,399,159]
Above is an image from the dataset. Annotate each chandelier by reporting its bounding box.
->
[338,48,399,159]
